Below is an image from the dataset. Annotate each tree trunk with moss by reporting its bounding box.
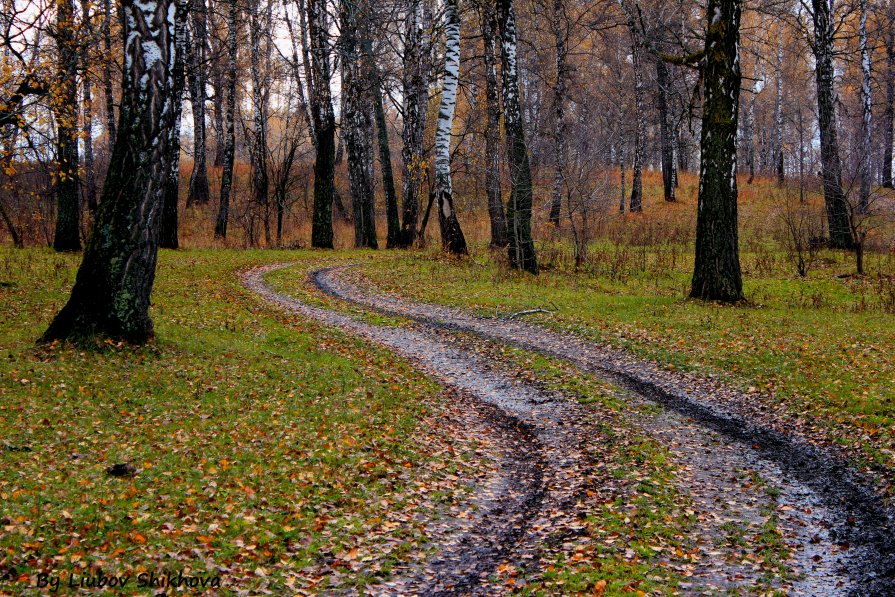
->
[41,0,177,344]
[690,0,743,302]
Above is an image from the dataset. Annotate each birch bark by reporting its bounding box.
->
[42,0,177,343]
[433,0,468,255]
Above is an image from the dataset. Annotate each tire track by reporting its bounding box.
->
[310,264,895,596]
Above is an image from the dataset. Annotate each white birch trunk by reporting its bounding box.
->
[433,0,467,254]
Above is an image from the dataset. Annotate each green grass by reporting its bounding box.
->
[358,248,895,490]
[0,248,473,594]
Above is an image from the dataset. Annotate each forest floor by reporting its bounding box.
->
[1,247,894,595]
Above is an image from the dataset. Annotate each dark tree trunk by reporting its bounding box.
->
[480,2,508,248]
[498,0,537,273]
[81,0,98,214]
[811,0,854,249]
[548,0,567,224]
[308,0,335,248]
[161,0,188,249]
[628,34,644,213]
[657,58,675,202]
[249,0,271,246]
[690,0,743,302]
[102,0,116,147]
[364,39,399,248]
[41,0,177,344]
[883,21,894,188]
[283,0,316,146]
[210,66,225,168]
[214,0,238,239]
[433,0,467,255]
[186,0,210,206]
[398,0,430,247]
[53,0,81,252]
[340,0,378,249]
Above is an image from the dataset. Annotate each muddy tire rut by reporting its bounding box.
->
[243,264,895,595]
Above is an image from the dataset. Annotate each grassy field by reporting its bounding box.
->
[0,249,493,594]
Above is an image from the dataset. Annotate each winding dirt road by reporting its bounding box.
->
[242,263,895,596]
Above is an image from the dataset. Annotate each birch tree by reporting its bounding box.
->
[884,5,894,188]
[214,0,237,238]
[102,0,116,147]
[479,0,508,247]
[340,0,377,249]
[52,0,81,252]
[80,0,97,213]
[548,0,568,223]
[656,57,675,201]
[811,0,853,248]
[498,0,537,272]
[774,24,784,185]
[858,0,871,212]
[308,0,336,249]
[628,33,644,212]
[249,0,271,244]
[160,0,188,249]
[41,0,177,343]
[433,0,467,255]
[186,0,210,206]
[690,0,743,301]
[398,0,431,246]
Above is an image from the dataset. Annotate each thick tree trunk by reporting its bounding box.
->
[690,0,743,302]
[214,0,238,239]
[308,0,335,248]
[340,0,378,249]
[363,39,399,248]
[433,0,467,255]
[186,0,210,206]
[102,0,116,147]
[398,0,430,247]
[629,35,644,213]
[498,0,537,273]
[53,0,81,252]
[480,2,508,248]
[81,0,98,214]
[858,0,872,212]
[548,0,567,223]
[41,0,177,344]
[812,0,854,249]
[249,0,271,245]
[883,22,894,188]
[160,0,188,249]
[657,58,675,201]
